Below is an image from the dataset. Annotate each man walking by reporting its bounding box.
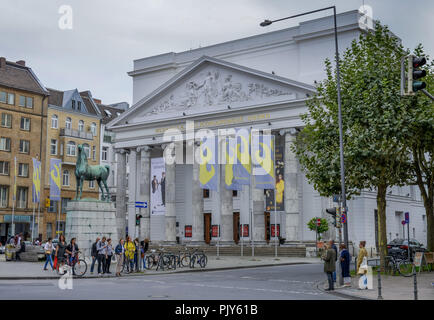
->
[96,237,107,276]
[90,237,100,274]
[322,240,336,291]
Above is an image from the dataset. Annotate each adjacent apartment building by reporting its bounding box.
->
[0,57,49,244]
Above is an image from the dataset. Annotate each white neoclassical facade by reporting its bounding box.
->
[107,10,428,250]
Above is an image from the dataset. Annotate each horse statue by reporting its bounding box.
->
[75,144,111,201]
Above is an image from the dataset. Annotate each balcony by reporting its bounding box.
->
[60,128,93,140]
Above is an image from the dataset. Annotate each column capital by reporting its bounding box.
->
[279,128,299,137]
[115,148,129,154]
[137,145,151,153]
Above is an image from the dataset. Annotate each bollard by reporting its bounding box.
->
[413,271,418,300]
[377,267,383,300]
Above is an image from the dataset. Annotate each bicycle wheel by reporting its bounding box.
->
[190,255,197,268]
[73,259,87,277]
[146,255,155,269]
[398,260,414,277]
[181,255,190,268]
[199,255,208,268]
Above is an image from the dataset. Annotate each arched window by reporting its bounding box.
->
[65,117,71,129]
[78,120,84,132]
[51,114,58,129]
[91,122,97,136]
[83,143,90,159]
[66,141,76,156]
[62,170,70,186]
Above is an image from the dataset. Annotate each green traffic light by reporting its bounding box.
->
[413,81,426,92]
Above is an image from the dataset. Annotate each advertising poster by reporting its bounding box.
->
[211,225,219,237]
[271,224,280,237]
[150,157,166,216]
[185,225,192,238]
[265,142,284,212]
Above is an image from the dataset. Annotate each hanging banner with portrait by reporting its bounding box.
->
[150,157,166,216]
[265,140,285,212]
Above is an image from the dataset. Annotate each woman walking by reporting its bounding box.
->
[140,239,149,270]
[340,243,351,286]
[124,236,136,273]
[115,238,125,277]
[104,238,113,274]
[55,235,67,273]
[43,238,54,270]
[356,241,368,274]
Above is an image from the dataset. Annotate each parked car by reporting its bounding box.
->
[387,238,425,259]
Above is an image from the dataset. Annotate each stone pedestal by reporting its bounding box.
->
[65,200,118,258]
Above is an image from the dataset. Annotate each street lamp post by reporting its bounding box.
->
[260,6,349,249]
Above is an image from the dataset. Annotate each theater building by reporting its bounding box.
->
[108,10,427,251]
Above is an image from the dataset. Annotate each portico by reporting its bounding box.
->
[108,56,314,245]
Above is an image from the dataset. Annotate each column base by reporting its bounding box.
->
[187,240,206,246]
[212,240,235,246]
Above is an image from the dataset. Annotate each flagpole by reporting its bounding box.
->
[274,137,278,259]
[37,201,41,241]
[31,203,35,242]
[11,156,16,237]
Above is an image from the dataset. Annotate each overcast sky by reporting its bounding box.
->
[1,0,433,105]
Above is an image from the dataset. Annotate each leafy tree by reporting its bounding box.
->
[307,217,329,240]
[294,22,413,270]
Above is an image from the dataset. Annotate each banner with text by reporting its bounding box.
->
[151,157,166,216]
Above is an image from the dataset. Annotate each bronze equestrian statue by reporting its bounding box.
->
[75,144,110,201]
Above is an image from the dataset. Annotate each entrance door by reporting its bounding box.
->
[233,212,240,244]
[264,212,270,243]
[204,213,211,244]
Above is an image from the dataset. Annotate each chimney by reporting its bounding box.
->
[0,57,6,68]
[93,98,101,104]
[16,60,26,66]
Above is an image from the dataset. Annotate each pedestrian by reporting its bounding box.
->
[134,238,140,272]
[115,238,125,277]
[330,239,338,283]
[104,238,113,274]
[97,236,107,276]
[66,238,79,276]
[90,237,100,274]
[15,237,25,261]
[55,234,67,272]
[124,236,135,273]
[321,241,336,291]
[140,238,149,270]
[43,238,54,270]
[340,243,351,286]
[356,241,368,274]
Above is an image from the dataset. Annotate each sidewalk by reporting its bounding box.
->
[0,254,321,280]
[319,273,434,300]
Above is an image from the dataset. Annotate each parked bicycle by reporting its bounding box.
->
[386,254,414,277]
[189,249,208,268]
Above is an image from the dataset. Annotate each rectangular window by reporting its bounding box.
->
[203,189,210,198]
[102,147,108,161]
[77,101,81,111]
[48,200,57,213]
[0,137,11,151]
[17,187,28,209]
[7,93,14,105]
[50,139,57,155]
[19,140,30,154]
[0,161,9,175]
[0,186,8,208]
[19,95,26,107]
[61,198,70,213]
[20,117,30,131]
[18,163,29,177]
[92,146,96,161]
[0,91,6,103]
[26,97,33,108]
[46,223,53,238]
[89,180,95,188]
[232,190,238,197]
[71,100,75,110]
[62,170,69,186]
[1,113,12,128]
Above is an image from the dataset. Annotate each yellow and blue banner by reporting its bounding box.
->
[49,158,62,201]
[32,158,41,203]
[199,135,219,191]
[252,134,275,189]
[224,137,241,190]
[233,128,251,185]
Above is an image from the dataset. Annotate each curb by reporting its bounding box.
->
[0,261,315,281]
[315,280,373,300]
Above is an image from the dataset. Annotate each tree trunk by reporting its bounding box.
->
[424,198,434,252]
[376,183,388,272]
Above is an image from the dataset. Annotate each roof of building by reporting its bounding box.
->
[96,103,126,124]
[0,57,49,95]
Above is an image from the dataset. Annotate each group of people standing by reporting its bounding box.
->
[90,236,149,277]
[321,240,352,291]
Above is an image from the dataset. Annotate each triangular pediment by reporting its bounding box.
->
[109,56,315,127]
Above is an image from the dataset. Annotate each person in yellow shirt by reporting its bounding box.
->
[124,236,136,273]
[357,241,368,274]
[275,174,284,205]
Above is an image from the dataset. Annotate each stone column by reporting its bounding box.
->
[162,144,176,244]
[253,187,266,244]
[283,129,299,241]
[127,149,137,238]
[220,164,234,245]
[115,149,127,240]
[191,163,204,245]
[137,146,151,240]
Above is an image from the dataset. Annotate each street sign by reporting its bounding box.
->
[135,201,148,208]
[405,212,409,224]
[402,220,406,225]
[332,194,340,203]
[316,218,321,226]
[341,213,347,224]
[367,258,381,267]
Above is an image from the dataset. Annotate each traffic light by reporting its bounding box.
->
[135,214,142,226]
[45,198,50,208]
[401,55,427,95]
[326,208,337,227]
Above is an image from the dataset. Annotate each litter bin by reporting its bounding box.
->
[5,244,16,261]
